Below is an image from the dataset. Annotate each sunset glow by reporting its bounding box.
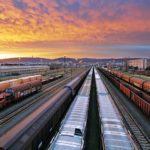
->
[0,0,150,58]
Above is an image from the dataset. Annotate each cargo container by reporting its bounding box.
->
[143,81,150,93]
[20,77,31,83]
[30,76,37,82]
[121,74,130,82]
[129,77,144,89]
[0,81,9,92]
[120,83,131,99]
[116,72,123,78]
[9,79,22,88]
[36,75,42,81]
[131,91,150,116]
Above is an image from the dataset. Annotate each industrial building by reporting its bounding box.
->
[128,58,150,70]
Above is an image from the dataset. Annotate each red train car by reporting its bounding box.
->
[129,77,144,89]
[143,81,150,94]
[102,68,150,117]
[5,81,42,100]
[0,81,9,93]
[0,80,42,109]
[0,75,42,93]
[120,83,131,99]
[108,69,150,94]
[121,74,131,82]
[116,72,123,78]
[131,91,150,116]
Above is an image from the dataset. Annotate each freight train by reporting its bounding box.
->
[0,75,42,93]
[42,75,63,85]
[108,70,150,94]
[0,75,63,109]
[0,69,89,150]
[0,80,42,109]
[49,68,92,150]
[94,68,135,150]
[99,68,150,117]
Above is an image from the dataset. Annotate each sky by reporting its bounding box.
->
[0,0,150,59]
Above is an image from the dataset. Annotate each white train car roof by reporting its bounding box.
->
[94,68,107,94]
[49,68,92,150]
[79,68,92,96]
[94,68,134,150]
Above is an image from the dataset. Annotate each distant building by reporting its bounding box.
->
[128,58,150,70]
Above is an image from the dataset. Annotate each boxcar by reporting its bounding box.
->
[0,70,89,150]
[121,74,130,82]
[120,83,131,99]
[49,68,92,150]
[129,77,144,89]
[95,68,135,150]
[36,75,42,81]
[0,81,9,92]
[143,81,150,93]
[20,77,31,84]
[131,91,150,116]
[5,81,42,101]
[9,79,22,88]
[116,72,123,78]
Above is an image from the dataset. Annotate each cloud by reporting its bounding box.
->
[0,0,150,58]
[12,0,28,11]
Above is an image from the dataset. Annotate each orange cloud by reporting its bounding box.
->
[0,0,150,58]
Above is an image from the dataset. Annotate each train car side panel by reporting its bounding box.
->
[120,83,131,99]
[143,81,150,93]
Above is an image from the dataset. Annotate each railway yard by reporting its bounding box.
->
[0,67,150,150]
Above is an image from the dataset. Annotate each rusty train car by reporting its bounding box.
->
[42,75,63,85]
[0,80,42,109]
[0,69,89,150]
[0,75,42,93]
[107,70,150,94]
[0,74,64,109]
[99,68,150,117]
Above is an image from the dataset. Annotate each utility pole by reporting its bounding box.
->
[71,62,72,80]
[64,56,66,75]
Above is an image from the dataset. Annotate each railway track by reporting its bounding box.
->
[98,70,150,150]
[0,71,72,119]
[0,69,84,129]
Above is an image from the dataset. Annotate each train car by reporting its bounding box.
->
[49,68,92,150]
[0,93,11,109]
[116,72,123,78]
[107,69,150,94]
[143,81,150,93]
[0,81,9,93]
[120,83,131,99]
[129,77,144,89]
[36,75,42,81]
[42,77,55,85]
[131,91,150,116]
[0,69,89,150]
[121,74,131,82]
[42,75,63,85]
[9,79,22,88]
[5,80,42,101]
[94,68,135,150]
[109,70,115,75]
[20,75,42,83]
[100,68,150,117]
[0,75,42,93]
[20,76,31,83]
[30,76,38,82]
